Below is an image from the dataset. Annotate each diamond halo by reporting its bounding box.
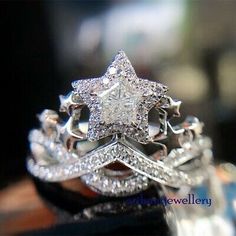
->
[72,51,167,144]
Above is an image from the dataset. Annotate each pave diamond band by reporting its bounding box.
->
[27,51,213,196]
[27,126,211,195]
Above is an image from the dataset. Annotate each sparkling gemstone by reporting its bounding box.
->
[98,78,141,125]
[73,51,167,143]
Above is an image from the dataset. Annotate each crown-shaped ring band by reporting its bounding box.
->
[27,51,213,196]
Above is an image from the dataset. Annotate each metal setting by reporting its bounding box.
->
[27,51,213,196]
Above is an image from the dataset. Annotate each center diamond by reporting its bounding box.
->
[98,78,140,124]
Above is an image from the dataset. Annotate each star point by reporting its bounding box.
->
[59,92,83,115]
[159,95,181,119]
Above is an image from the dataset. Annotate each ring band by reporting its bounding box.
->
[27,51,213,196]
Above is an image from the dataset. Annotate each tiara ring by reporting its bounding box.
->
[27,51,213,196]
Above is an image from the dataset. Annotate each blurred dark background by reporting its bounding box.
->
[2,0,236,188]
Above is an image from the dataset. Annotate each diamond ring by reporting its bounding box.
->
[27,51,212,196]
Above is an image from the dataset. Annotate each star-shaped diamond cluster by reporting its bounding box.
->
[72,51,168,144]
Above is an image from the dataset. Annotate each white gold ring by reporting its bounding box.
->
[27,51,213,196]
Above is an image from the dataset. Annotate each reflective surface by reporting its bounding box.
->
[3,0,236,235]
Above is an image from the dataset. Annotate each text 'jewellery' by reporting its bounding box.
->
[27,51,213,196]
